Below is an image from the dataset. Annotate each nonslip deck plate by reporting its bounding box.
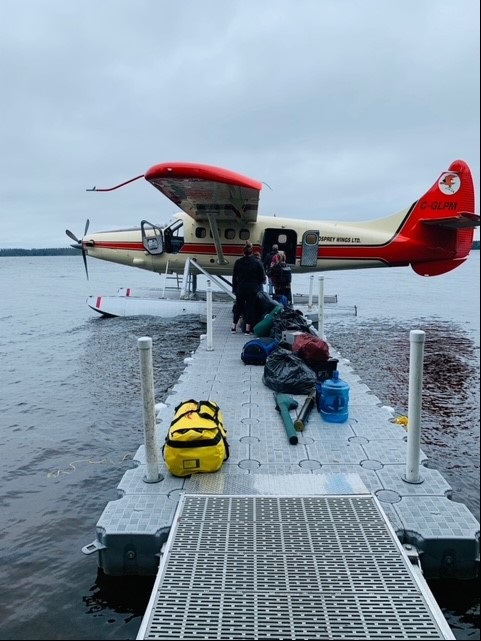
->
[137,494,452,640]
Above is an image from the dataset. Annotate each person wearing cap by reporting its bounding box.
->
[231,243,266,334]
[263,244,279,295]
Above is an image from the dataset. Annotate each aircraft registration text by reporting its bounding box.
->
[419,201,458,211]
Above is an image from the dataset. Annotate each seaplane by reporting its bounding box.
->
[66,159,479,318]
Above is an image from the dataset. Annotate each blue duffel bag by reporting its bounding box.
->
[241,337,279,365]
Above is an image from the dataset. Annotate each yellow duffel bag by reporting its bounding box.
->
[162,399,229,477]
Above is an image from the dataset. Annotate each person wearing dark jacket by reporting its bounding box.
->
[231,244,266,334]
[269,250,292,305]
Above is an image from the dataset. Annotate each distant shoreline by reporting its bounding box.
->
[0,248,80,256]
[1,242,479,257]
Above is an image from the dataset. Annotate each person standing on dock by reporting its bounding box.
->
[232,243,266,334]
[263,244,279,295]
[269,250,292,306]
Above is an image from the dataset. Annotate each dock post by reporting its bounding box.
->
[308,275,314,310]
[403,329,425,484]
[138,337,163,483]
[317,276,325,339]
[206,280,214,351]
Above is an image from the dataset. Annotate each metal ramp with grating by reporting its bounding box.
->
[136,493,454,640]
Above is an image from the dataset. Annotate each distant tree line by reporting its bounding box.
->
[0,248,80,257]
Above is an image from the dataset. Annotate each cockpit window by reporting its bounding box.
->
[164,219,184,253]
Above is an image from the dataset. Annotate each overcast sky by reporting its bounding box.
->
[1,0,479,248]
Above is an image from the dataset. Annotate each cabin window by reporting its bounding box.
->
[225,228,236,240]
[277,233,288,245]
[239,229,250,241]
[195,227,207,239]
[304,232,318,245]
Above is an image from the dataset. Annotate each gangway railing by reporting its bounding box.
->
[180,258,236,301]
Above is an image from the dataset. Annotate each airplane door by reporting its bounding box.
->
[262,228,297,265]
[141,220,164,255]
[300,230,319,267]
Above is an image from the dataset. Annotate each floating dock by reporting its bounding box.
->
[83,304,479,639]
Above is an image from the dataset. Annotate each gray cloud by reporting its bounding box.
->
[0,0,479,247]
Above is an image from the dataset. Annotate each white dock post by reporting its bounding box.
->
[317,276,325,339]
[138,337,163,483]
[308,275,314,310]
[404,329,425,484]
[206,280,214,351]
[179,258,191,299]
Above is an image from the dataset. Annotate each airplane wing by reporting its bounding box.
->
[144,162,263,223]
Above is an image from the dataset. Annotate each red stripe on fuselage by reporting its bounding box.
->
[86,232,449,266]
[85,241,144,251]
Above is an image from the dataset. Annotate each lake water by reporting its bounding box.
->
[0,254,479,640]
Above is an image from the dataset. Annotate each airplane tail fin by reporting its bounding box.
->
[405,160,478,276]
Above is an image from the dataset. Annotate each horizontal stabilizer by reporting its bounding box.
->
[421,212,480,229]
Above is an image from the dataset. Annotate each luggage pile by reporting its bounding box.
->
[161,308,341,478]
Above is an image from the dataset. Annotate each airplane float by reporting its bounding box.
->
[66,159,479,318]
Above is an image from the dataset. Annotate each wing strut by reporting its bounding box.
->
[205,212,229,265]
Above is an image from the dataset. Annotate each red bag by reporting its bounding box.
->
[292,333,330,364]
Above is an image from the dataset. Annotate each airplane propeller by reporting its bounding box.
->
[65,219,90,280]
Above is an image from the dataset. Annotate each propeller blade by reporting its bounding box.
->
[66,229,80,243]
[82,248,89,280]
[66,219,90,280]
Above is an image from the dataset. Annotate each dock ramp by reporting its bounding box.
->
[136,484,454,640]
